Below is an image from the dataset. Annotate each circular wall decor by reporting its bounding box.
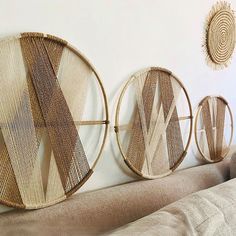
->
[204,1,236,69]
[0,32,109,209]
[195,96,233,163]
[115,67,193,179]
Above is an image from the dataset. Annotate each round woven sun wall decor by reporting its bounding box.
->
[195,96,233,163]
[0,32,109,209]
[204,1,236,69]
[115,67,193,179]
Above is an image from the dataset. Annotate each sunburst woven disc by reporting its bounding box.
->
[195,96,233,163]
[115,67,193,179]
[0,33,109,209]
[205,1,235,68]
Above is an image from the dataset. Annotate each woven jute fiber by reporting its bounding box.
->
[204,1,236,69]
[195,96,233,163]
[0,33,109,209]
[115,67,193,179]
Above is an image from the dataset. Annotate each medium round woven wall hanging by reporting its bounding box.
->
[195,96,233,163]
[0,32,109,209]
[204,1,236,69]
[115,67,193,179]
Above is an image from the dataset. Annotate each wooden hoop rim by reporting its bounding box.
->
[194,95,233,163]
[115,67,193,179]
[0,32,109,209]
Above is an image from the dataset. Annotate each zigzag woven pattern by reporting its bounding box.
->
[116,67,192,178]
[195,96,233,162]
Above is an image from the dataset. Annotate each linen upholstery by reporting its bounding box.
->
[0,159,230,235]
[109,177,236,235]
[230,153,236,178]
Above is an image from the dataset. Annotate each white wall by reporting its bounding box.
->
[0,0,236,212]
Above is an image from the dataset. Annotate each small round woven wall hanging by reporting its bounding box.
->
[204,1,236,69]
[115,67,193,179]
[0,32,109,209]
[195,96,233,163]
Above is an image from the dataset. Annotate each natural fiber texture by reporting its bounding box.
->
[0,33,108,209]
[204,1,236,69]
[201,99,216,160]
[195,96,233,162]
[20,33,90,193]
[116,67,192,179]
[126,71,157,173]
[159,71,184,169]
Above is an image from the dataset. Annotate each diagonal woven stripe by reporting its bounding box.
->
[25,35,65,197]
[20,34,90,193]
[149,105,170,175]
[159,71,184,169]
[147,84,182,172]
[126,71,157,172]
[201,99,216,160]
[0,38,44,206]
[216,98,226,159]
[134,76,154,175]
[0,133,23,207]
[46,47,91,199]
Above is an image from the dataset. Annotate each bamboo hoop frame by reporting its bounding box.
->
[0,33,109,209]
[115,67,193,179]
[194,96,233,163]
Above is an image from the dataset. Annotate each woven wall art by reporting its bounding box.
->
[195,96,233,163]
[0,32,109,209]
[204,1,236,69]
[115,67,193,179]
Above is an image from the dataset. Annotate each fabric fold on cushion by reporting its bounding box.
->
[109,177,236,235]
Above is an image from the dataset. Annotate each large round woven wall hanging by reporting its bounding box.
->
[204,1,236,69]
[195,96,233,163]
[114,67,193,179]
[0,32,109,209]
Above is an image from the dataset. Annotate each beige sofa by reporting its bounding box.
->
[0,159,230,235]
[110,171,236,235]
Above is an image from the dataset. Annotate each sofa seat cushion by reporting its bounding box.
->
[109,178,236,235]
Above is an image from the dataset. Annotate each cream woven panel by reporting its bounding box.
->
[204,1,235,69]
[115,67,192,179]
[0,33,108,209]
[195,96,233,163]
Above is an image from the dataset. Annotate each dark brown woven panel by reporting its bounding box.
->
[159,71,184,168]
[126,110,145,171]
[25,36,65,193]
[216,99,226,159]
[201,100,216,160]
[143,71,158,130]
[0,133,23,207]
[126,71,157,171]
[20,34,90,193]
